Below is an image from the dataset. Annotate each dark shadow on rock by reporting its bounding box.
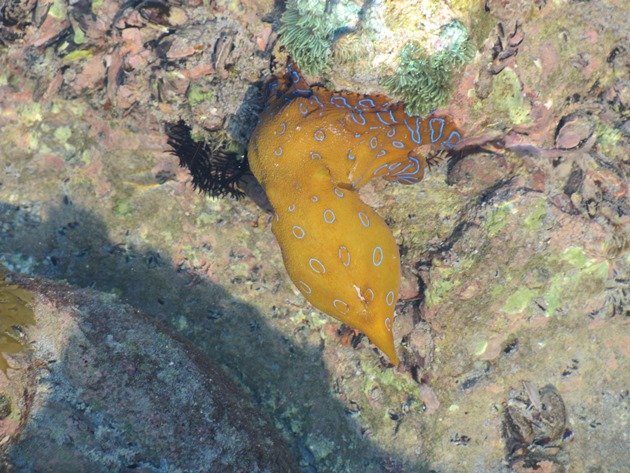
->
[0,201,433,472]
[3,274,298,472]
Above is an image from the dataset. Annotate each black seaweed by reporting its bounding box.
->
[165,121,248,199]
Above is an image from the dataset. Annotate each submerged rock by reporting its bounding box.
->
[0,275,297,473]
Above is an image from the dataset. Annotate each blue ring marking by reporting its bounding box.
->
[310,151,322,160]
[441,131,461,149]
[330,95,351,109]
[354,133,361,138]
[369,137,378,149]
[290,69,300,83]
[358,212,370,227]
[376,149,387,158]
[347,150,355,160]
[372,246,384,266]
[291,89,313,97]
[429,118,445,143]
[276,122,287,136]
[392,140,405,149]
[323,209,336,223]
[274,147,283,156]
[358,98,376,108]
[314,129,325,141]
[396,176,419,184]
[338,245,350,267]
[350,110,366,125]
[299,102,309,115]
[266,80,279,95]
[404,117,422,144]
[394,156,421,176]
[373,163,389,176]
[376,110,398,126]
[388,162,402,171]
[386,127,396,138]
[309,95,324,108]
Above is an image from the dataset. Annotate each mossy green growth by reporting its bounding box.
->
[91,0,105,14]
[503,287,537,314]
[49,0,68,19]
[425,256,476,308]
[19,103,43,126]
[486,67,531,126]
[54,126,72,143]
[62,49,93,64]
[0,268,35,373]
[426,267,458,307]
[187,84,216,107]
[523,198,547,231]
[383,21,474,116]
[279,0,361,75]
[550,248,610,317]
[361,359,420,402]
[113,198,133,217]
[484,201,513,237]
[73,26,86,45]
[594,120,623,157]
[500,247,609,318]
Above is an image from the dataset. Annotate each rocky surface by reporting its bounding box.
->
[0,274,297,472]
[0,0,628,472]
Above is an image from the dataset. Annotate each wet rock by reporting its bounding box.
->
[555,114,595,149]
[0,275,297,473]
[503,382,568,468]
[31,14,70,48]
[418,384,440,414]
[0,394,10,419]
[447,151,512,192]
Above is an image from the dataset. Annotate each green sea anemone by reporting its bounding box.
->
[383,20,474,116]
[279,0,361,75]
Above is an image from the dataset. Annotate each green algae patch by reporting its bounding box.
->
[19,103,43,126]
[472,339,488,356]
[426,267,458,307]
[523,198,547,231]
[62,49,93,64]
[0,269,35,373]
[484,201,513,237]
[49,0,68,19]
[113,198,134,217]
[361,360,420,401]
[561,246,589,268]
[499,247,609,318]
[425,256,477,308]
[487,68,532,126]
[73,26,86,45]
[503,286,537,314]
[187,84,216,107]
[543,247,609,316]
[594,120,623,157]
[54,126,72,143]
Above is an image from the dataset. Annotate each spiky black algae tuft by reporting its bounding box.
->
[165,121,248,199]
